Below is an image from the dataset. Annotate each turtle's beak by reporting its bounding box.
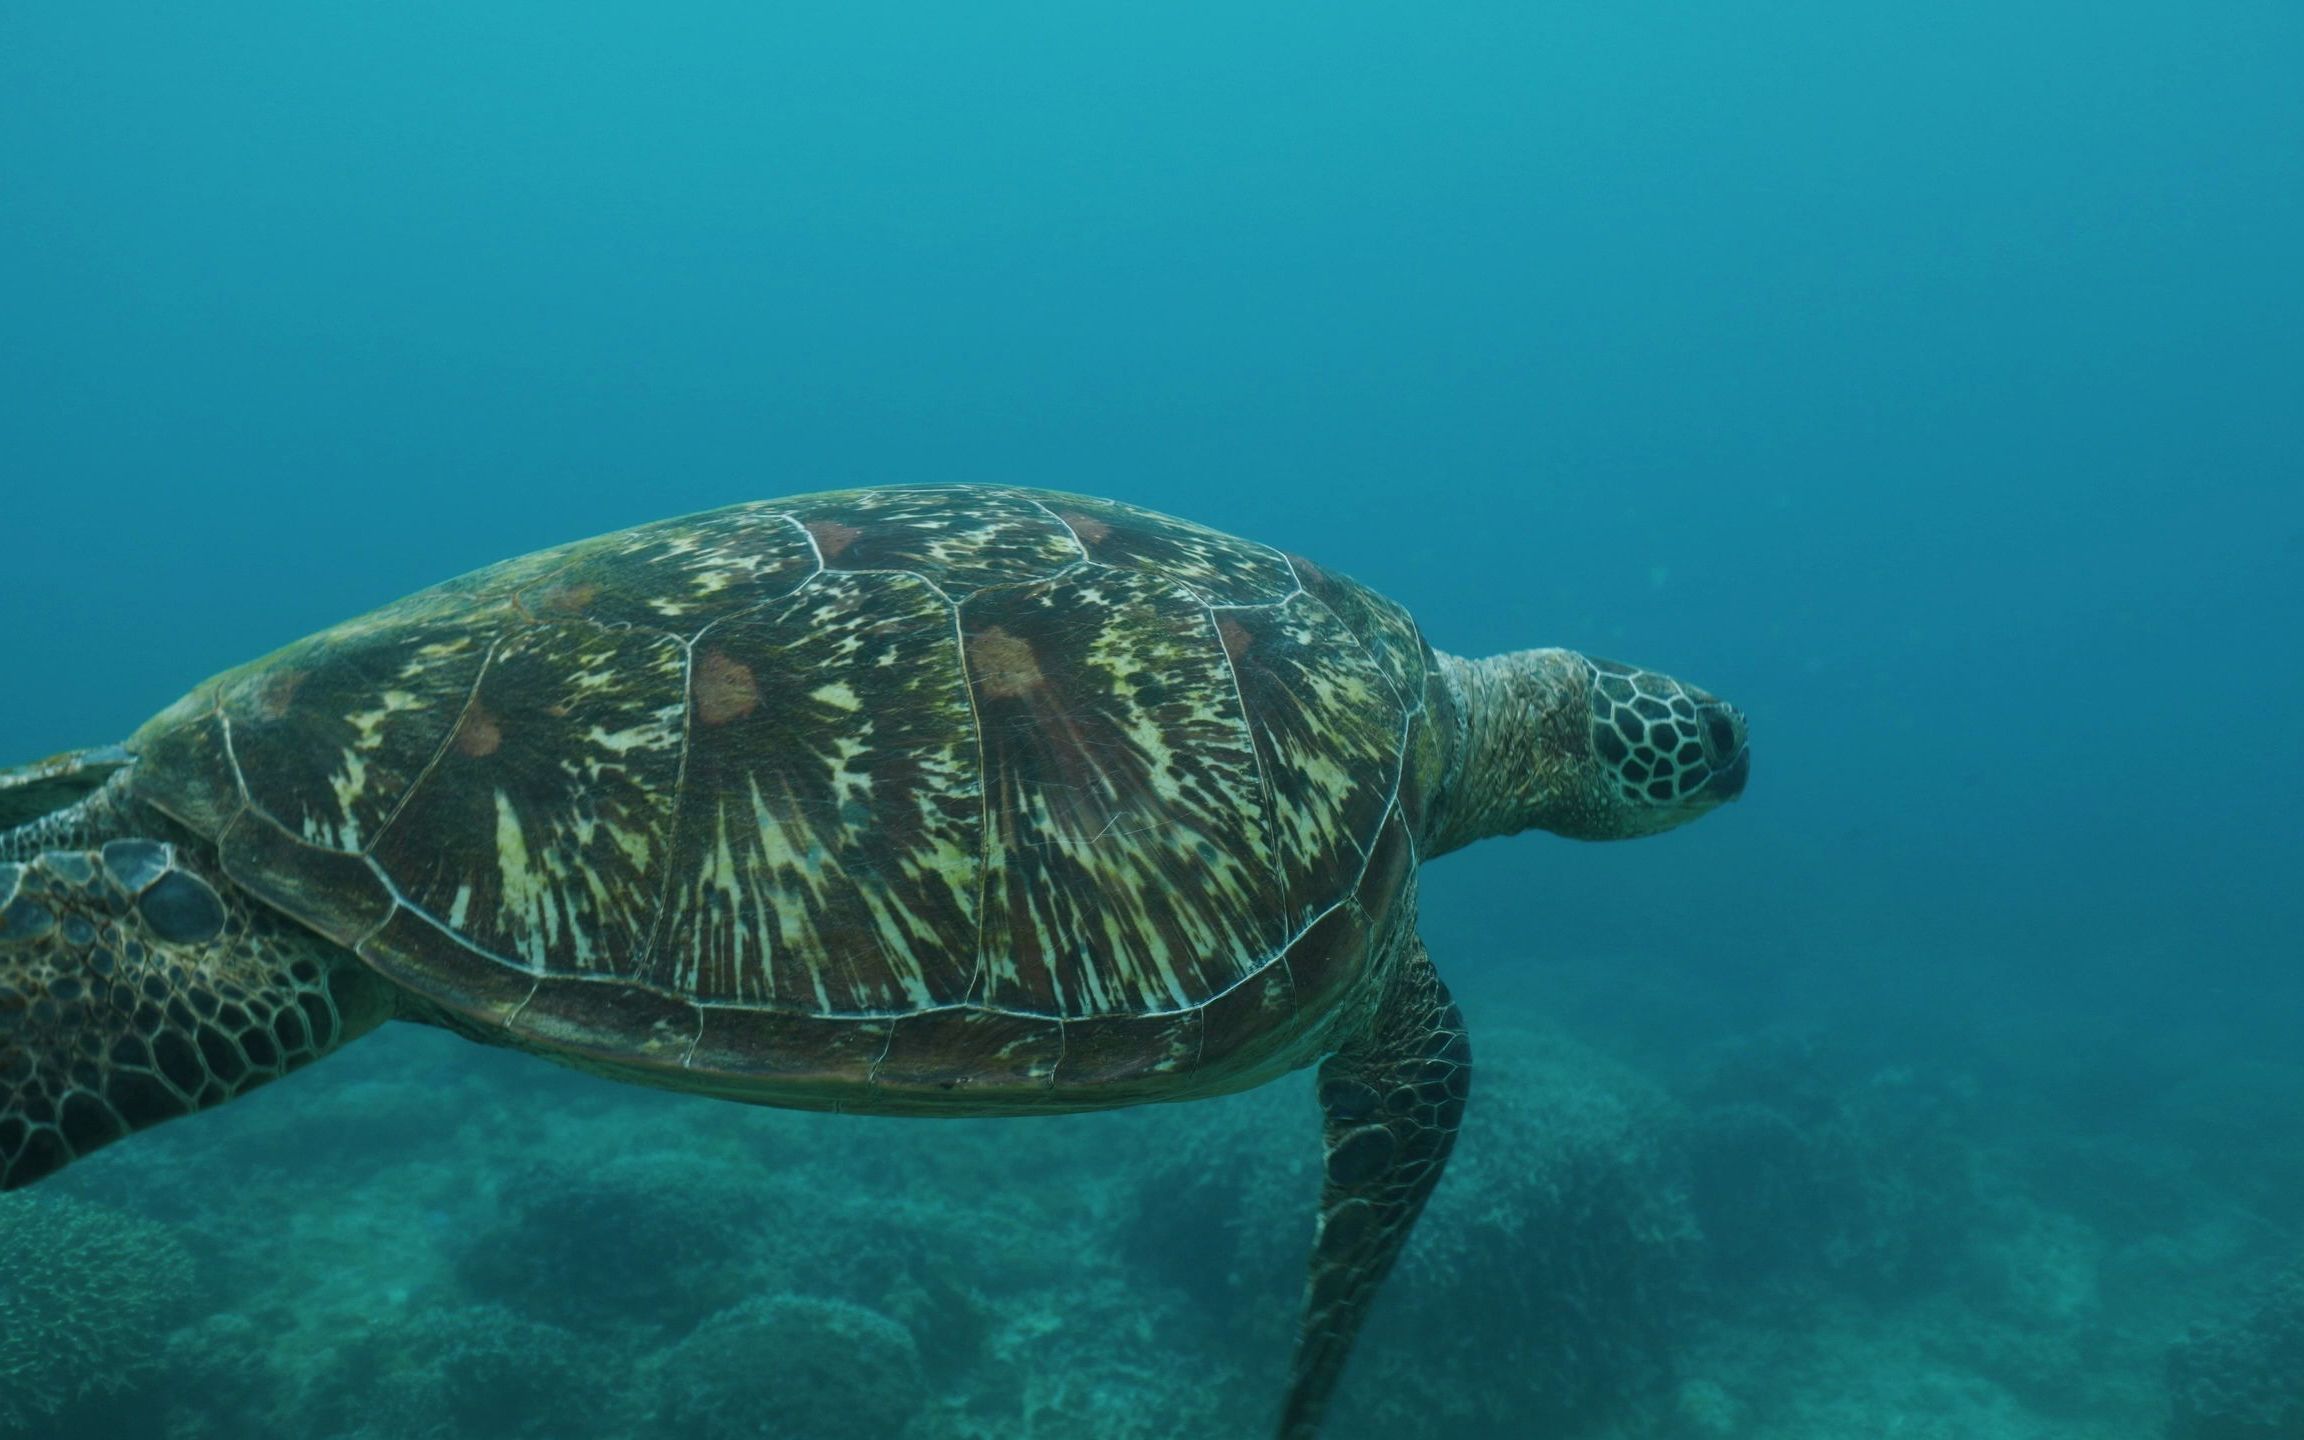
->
[1693,702,1749,805]
[1699,743,1749,803]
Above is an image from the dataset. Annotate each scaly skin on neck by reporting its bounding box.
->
[1426,648,1595,856]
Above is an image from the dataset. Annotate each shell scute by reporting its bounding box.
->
[364,545,568,631]
[512,978,698,1068]
[873,1007,1063,1096]
[645,569,981,1011]
[1357,810,1420,964]
[1042,492,1298,607]
[963,566,1275,1018]
[687,1009,893,1093]
[1289,554,1432,715]
[792,487,1080,596]
[220,619,491,855]
[1397,669,1453,835]
[1053,1008,1204,1097]
[368,622,687,977]
[1220,593,1407,928]
[1197,961,1303,1085]
[215,809,392,949]
[359,904,536,1025]
[1277,900,1373,1021]
[517,504,820,630]
[128,696,241,839]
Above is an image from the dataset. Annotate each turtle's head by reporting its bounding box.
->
[1429,649,1748,854]
[0,838,390,1189]
[1564,654,1749,836]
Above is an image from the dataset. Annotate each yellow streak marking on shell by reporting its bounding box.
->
[321,752,369,849]
[746,774,836,1013]
[690,801,752,995]
[587,722,670,756]
[492,788,553,970]
[312,688,437,850]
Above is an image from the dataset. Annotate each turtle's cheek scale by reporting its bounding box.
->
[0,841,370,1190]
[137,869,229,946]
[1582,661,1749,816]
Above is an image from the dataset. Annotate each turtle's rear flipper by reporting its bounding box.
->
[1279,939,1471,1440]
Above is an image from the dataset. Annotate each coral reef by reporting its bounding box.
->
[338,1304,629,1440]
[661,1294,924,1440]
[0,1191,196,1436]
[2167,1261,2304,1440]
[4,975,2292,1440]
[456,1149,764,1338]
[1680,1028,1981,1298]
[153,1303,634,1440]
[924,1265,1244,1440]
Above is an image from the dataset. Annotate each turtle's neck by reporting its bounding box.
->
[1422,649,1589,857]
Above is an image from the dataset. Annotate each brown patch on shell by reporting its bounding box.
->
[247,669,307,723]
[1057,509,1111,546]
[454,707,503,758]
[528,581,599,616]
[966,626,1046,699]
[694,649,760,726]
[807,519,861,560]
[1218,616,1253,662]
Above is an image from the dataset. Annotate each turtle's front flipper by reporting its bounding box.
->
[1279,938,1471,1440]
[0,747,134,838]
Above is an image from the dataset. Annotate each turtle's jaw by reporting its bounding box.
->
[1678,698,1750,811]
[1697,734,1751,805]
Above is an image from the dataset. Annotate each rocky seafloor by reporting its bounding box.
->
[4,951,2299,1440]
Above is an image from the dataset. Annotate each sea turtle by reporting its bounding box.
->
[0,485,1747,1436]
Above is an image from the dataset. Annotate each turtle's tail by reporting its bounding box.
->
[0,838,390,1189]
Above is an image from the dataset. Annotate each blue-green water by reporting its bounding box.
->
[3,5,2300,1437]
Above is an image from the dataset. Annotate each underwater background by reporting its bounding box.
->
[3,3,2301,1437]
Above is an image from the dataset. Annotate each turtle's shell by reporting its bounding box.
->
[125,487,1448,1111]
